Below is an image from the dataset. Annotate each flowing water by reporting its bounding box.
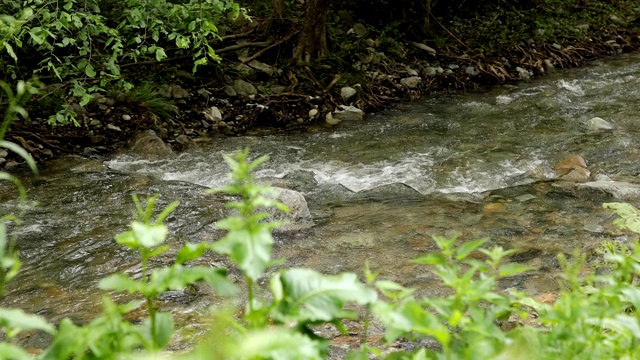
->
[3,53,640,348]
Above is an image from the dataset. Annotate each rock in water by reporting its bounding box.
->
[333,105,365,121]
[126,130,174,158]
[264,187,313,232]
[554,155,590,180]
[587,117,614,131]
[577,181,640,200]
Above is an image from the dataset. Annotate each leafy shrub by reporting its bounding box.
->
[0,0,241,124]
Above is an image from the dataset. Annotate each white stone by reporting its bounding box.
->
[204,106,223,122]
[325,112,340,125]
[340,86,357,100]
[121,114,132,121]
[309,108,318,119]
[411,42,436,55]
[106,124,122,131]
[400,76,421,89]
[587,117,614,131]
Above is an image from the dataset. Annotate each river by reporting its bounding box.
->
[2,53,640,350]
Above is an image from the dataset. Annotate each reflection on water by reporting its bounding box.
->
[3,53,640,346]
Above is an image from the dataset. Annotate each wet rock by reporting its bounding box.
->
[340,86,357,100]
[400,76,421,89]
[587,117,614,131]
[83,147,98,156]
[175,134,195,151]
[554,155,589,178]
[325,112,340,125]
[561,168,590,182]
[333,105,365,122]
[223,85,237,97]
[577,181,640,200]
[126,130,174,158]
[483,202,506,214]
[233,79,257,96]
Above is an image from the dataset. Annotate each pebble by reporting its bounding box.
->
[0,149,8,158]
[122,114,132,121]
[106,124,122,131]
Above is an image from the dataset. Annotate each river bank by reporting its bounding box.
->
[2,0,640,166]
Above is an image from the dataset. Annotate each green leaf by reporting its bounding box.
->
[375,280,415,300]
[0,343,31,360]
[148,266,237,297]
[155,47,167,61]
[411,253,446,266]
[98,273,142,293]
[4,43,17,62]
[131,221,167,248]
[176,242,208,265]
[213,226,273,282]
[604,202,640,233]
[153,312,174,348]
[0,172,26,202]
[498,263,531,277]
[114,230,138,249]
[0,308,55,334]
[0,141,37,174]
[456,238,487,260]
[230,328,323,360]
[271,268,377,323]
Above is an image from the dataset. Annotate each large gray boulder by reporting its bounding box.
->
[267,187,312,231]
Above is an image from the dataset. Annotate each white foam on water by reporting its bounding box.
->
[557,79,585,96]
[308,153,437,193]
[495,95,513,105]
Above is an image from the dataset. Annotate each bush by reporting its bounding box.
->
[0,0,241,125]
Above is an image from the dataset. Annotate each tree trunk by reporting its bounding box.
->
[272,0,285,19]
[293,0,330,62]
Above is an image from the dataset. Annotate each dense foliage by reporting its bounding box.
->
[0,0,240,124]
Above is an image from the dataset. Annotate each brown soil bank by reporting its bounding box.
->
[2,0,640,166]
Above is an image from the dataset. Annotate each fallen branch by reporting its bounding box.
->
[216,40,273,54]
[241,31,299,64]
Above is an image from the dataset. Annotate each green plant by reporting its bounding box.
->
[0,0,241,125]
[113,83,178,121]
